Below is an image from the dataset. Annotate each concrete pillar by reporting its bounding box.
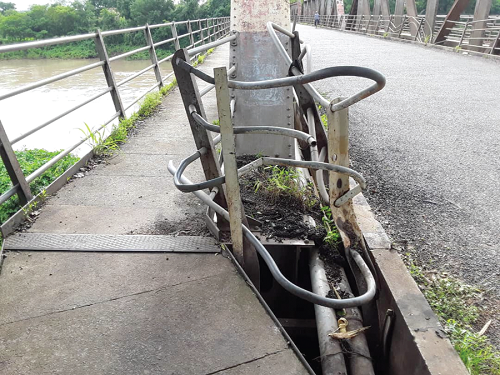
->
[406,0,419,36]
[380,0,390,16]
[469,0,492,51]
[424,0,440,38]
[394,0,405,30]
[326,0,334,15]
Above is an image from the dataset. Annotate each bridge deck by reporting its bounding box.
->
[0,46,308,375]
[297,24,499,343]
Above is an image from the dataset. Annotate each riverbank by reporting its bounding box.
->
[0,41,175,60]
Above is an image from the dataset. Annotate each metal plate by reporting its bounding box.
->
[4,233,220,253]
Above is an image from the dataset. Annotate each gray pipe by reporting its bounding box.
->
[337,267,375,375]
[190,110,317,146]
[309,249,348,375]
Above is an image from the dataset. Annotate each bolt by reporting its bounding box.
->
[288,122,291,125]
[287,115,291,118]
[288,154,292,157]
[275,154,280,157]
[286,96,290,98]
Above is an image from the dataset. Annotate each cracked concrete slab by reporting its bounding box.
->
[0,259,307,375]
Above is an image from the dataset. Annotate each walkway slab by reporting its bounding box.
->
[0,46,309,374]
[0,251,307,375]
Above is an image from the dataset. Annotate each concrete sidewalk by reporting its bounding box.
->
[0,46,309,375]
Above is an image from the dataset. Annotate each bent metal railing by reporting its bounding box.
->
[168,23,385,309]
[297,14,500,54]
[0,17,230,232]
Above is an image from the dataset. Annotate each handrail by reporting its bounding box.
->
[0,16,231,217]
[294,14,500,55]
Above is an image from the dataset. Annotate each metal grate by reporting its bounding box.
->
[4,233,220,253]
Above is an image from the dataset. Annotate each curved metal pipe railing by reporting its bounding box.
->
[189,108,316,146]
[168,161,376,308]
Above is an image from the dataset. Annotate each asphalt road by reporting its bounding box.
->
[296,26,500,298]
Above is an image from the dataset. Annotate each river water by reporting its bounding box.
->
[0,58,172,156]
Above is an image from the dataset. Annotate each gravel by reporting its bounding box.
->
[296,24,500,340]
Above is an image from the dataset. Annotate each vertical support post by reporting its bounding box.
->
[387,14,394,32]
[214,67,260,289]
[469,0,492,51]
[375,15,382,34]
[424,0,440,39]
[414,17,425,40]
[94,29,125,118]
[398,15,407,37]
[171,48,228,226]
[490,28,500,54]
[144,24,163,88]
[198,20,204,45]
[0,121,32,205]
[458,21,469,47]
[207,19,212,42]
[214,67,244,265]
[187,20,195,48]
[171,22,180,50]
[327,98,371,323]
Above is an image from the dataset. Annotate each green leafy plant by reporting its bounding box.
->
[0,150,78,223]
[320,205,341,247]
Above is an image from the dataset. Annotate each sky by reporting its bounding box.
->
[11,0,58,11]
[11,0,186,11]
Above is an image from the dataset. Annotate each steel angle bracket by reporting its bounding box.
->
[171,48,229,229]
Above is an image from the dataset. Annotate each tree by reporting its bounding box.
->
[0,11,33,40]
[0,1,15,14]
[199,0,230,18]
[129,0,174,25]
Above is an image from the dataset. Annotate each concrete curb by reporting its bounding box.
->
[352,190,469,375]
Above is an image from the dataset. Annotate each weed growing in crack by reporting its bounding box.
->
[320,205,341,247]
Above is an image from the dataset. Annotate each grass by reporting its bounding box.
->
[408,257,500,374]
[254,165,317,210]
[82,47,215,157]
[0,149,79,223]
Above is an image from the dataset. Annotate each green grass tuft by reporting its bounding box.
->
[408,258,500,374]
[0,149,79,223]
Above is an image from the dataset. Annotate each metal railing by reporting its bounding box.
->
[0,17,230,220]
[296,14,500,54]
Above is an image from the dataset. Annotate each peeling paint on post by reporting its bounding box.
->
[230,0,294,159]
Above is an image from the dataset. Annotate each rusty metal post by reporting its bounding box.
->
[94,29,125,119]
[0,121,32,205]
[214,67,260,288]
[144,24,163,88]
[469,0,493,51]
[434,0,471,44]
[171,48,229,228]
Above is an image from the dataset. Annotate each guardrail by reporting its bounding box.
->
[0,16,230,228]
[296,14,500,54]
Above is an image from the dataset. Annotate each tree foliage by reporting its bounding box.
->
[0,0,230,44]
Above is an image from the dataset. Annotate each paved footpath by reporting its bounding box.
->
[297,24,500,337]
[0,46,308,375]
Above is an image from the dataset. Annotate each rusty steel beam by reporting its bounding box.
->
[434,0,472,44]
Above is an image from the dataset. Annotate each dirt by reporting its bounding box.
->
[237,155,325,243]
[130,215,211,236]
